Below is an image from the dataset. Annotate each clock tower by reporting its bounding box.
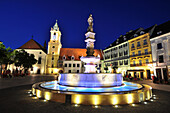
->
[46,20,62,74]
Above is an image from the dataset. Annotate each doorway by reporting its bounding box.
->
[156,69,162,82]
[163,68,168,82]
[140,72,144,79]
[147,70,151,79]
[37,69,40,74]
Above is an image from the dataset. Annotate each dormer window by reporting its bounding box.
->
[140,31,145,35]
[71,56,75,60]
[63,55,66,60]
[157,31,162,35]
[134,34,138,37]
[116,39,119,44]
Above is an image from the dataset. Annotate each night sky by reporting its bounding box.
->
[0,0,170,50]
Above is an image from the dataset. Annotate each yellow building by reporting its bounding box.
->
[128,26,156,79]
[46,20,62,74]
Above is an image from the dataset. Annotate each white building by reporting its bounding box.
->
[150,21,170,82]
[16,39,47,74]
[103,28,141,76]
[58,48,104,73]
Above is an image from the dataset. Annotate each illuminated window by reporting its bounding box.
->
[145,49,148,54]
[132,43,135,48]
[157,43,162,49]
[138,51,141,56]
[137,41,141,47]
[146,59,149,64]
[139,60,142,66]
[132,52,135,57]
[133,61,136,66]
[143,39,147,45]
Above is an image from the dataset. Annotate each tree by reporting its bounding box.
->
[14,50,37,74]
[0,43,15,75]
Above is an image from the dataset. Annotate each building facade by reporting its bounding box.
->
[150,21,170,82]
[103,28,142,76]
[128,30,154,79]
[16,39,47,74]
[59,48,104,73]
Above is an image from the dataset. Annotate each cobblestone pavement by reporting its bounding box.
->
[0,75,170,113]
[132,80,170,92]
[1,75,170,92]
[0,74,56,89]
[0,85,170,113]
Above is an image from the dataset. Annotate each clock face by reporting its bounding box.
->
[53,35,56,40]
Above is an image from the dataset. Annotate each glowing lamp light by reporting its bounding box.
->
[112,97,118,105]
[127,94,133,104]
[131,104,135,106]
[36,90,41,98]
[74,95,81,104]
[74,104,78,107]
[150,99,153,102]
[45,92,51,100]
[115,105,118,108]
[94,105,99,108]
[93,95,99,105]
[144,102,147,104]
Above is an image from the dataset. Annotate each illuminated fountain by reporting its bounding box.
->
[32,14,152,105]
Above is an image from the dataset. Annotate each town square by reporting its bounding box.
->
[0,0,170,113]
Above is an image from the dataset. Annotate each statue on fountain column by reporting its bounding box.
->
[87,14,93,32]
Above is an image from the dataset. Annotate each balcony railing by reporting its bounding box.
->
[130,51,151,57]
[130,62,152,67]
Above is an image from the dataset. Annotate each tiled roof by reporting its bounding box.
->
[105,28,143,49]
[17,39,47,53]
[59,48,104,61]
[150,21,170,39]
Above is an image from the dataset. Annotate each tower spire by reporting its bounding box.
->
[53,20,59,31]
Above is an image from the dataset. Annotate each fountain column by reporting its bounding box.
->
[81,14,100,73]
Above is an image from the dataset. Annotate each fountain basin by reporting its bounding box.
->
[59,73,123,87]
[32,81,152,105]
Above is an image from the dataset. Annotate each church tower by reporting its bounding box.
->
[46,20,62,74]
